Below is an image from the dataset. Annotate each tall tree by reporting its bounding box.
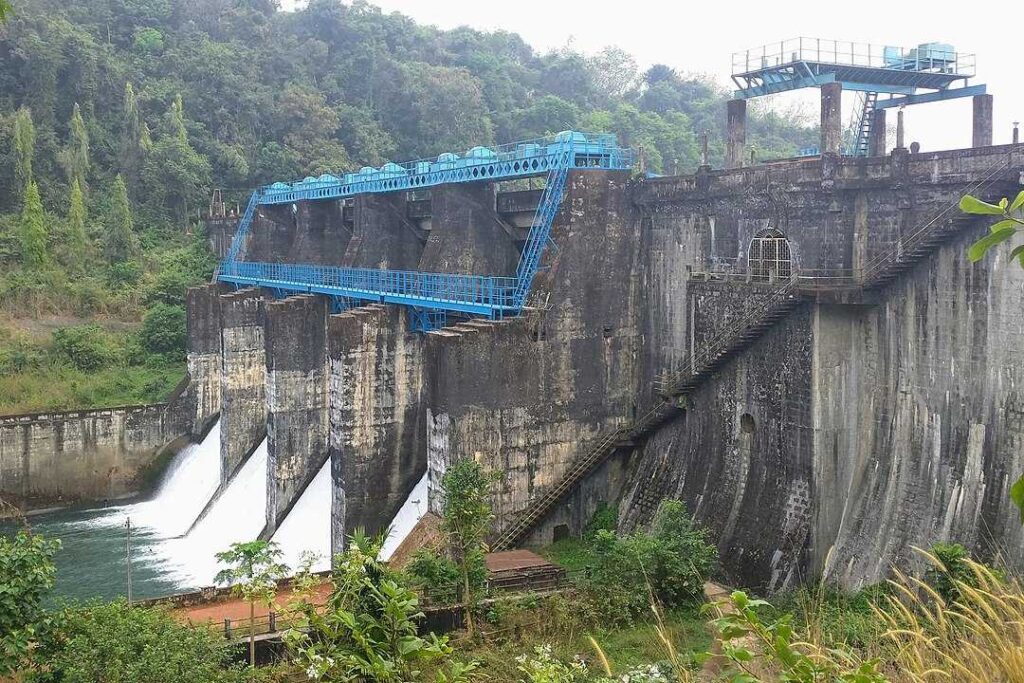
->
[18,180,47,268]
[12,107,35,197]
[60,102,90,193]
[63,179,88,272]
[143,95,211,226]
[103,174,136,263]
[119,82,148,197]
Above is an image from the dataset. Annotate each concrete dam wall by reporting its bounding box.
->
[26,138,1016,592]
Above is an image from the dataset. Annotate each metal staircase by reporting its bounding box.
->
[851,91,878,156]
[492,154,1018,550]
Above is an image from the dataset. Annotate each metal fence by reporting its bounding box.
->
[732,38,976,77]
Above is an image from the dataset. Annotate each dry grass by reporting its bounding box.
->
[875,548,1024,682]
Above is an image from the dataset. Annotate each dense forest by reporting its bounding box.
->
[0,0,816,413]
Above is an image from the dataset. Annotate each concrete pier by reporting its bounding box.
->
[219,288,267,483]
[973,94,993,147]
[820,82,843,155]
[419,183,521,275]
[264,295,329,535]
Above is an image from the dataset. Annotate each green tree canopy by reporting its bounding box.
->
[102,174,137,263]
[18,179,47,268]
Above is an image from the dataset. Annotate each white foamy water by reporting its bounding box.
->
[271,457,332,573]
[379,472,429,561]
[152,438,269,587]
[73,422,222,537]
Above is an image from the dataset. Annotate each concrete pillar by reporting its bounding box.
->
[868,108,887,157]
[265,295,328,535]
[726,99,747,169]
[288,200,351,265]
[419,183,521,275]
[342,194,424,270]
[820,82,843,155]
[973,94,993,147]
[328,306,425,556]
[185,283,228,436]
[219,288,267,484]
[896,109,906,150]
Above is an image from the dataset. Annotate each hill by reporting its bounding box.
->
[0,0,816,413]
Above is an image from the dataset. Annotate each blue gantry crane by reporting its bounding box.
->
[218,132,634,331]
[731,38,986,156]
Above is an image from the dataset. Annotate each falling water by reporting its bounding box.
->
[152,438,269,587]
[379,472,429,561]
[271,457,332,573]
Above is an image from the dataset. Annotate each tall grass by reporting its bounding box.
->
[876,548,1024,682]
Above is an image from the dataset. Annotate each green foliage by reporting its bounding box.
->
[961,191,1024,268]
[923,542,1001,606]
[0,530,60,674]
[62,179,88,272]
[405,548,461,590]
[515,644,588,683]
[59,103,90,192]
[585,501,618,538]
[28,600,250,683]
[285,532,476,683]
[710,590,887,683]
[441,459,496,636]
[102,174,137,263]
[18,179,47,268]
[580,501,716,626]
[139,302,186,359]
[215,539,288,668]
[51,324,115,371]
[13,107,35,193]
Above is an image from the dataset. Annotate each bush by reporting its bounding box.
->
[579,501,716,626]
[584,502,618,538]
[30,601,250,683]
[51,324,116,371]
[139,303,186,359]
[405,548,461,590]
[924,542,1001,605]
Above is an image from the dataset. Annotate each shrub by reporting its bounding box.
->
[923,542,1001,605]
[580,501,716,626]
[584,502,618,538]
[405,548,461,590]
[51,324,115,371]
[139,303,186,359]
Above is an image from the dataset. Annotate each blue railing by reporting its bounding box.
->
[218,131,634,325]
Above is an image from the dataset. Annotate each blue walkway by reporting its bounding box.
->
[218,132,633,329]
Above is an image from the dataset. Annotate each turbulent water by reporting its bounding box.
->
[3,421,423,602]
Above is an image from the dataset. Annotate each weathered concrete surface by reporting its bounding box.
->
[264,295,329,534]
[726,99,747,170]
[243,201,351,265]
[820,82,843,155]
[419,183,520,275]
[185,283,228,436]
[343,194,424,270]
[328,306,425,551]
[0,404,187,511]
[219,288,267,483]
[813,230,1024,587]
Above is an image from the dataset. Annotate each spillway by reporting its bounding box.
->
[153,438,269,587]
[379,472,429,562]
[271,458,332,573]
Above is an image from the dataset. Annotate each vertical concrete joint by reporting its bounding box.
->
[726,99,747,169]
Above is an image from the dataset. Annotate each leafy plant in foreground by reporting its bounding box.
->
[215,539,288,669]
[0,530,60,675]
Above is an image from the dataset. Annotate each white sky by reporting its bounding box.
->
[285,0,1021,152]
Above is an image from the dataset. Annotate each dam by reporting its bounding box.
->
[4,51,1024,596]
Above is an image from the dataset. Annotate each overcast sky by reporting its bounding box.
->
[285,0,1020,152]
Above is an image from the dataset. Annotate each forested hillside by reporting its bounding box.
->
[0,0,815,414]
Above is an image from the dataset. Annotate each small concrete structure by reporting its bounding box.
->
[820,82,843,155]
[973,93,994,147]
[726,99,747,169]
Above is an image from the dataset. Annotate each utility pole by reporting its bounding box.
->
[125,517,132,605]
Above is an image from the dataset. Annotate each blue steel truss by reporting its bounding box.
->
[732,38,987,157]
[218,131,634,325]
